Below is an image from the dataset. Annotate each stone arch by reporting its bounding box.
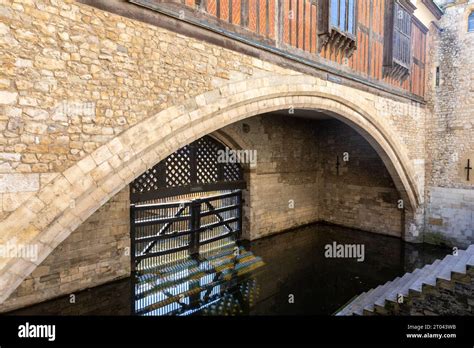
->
[209,128,257,240]
[0,74,422,303]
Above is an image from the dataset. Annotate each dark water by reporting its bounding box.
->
[9,223,450,316]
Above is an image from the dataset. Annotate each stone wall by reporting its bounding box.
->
[220,115,402,239]
[0,0,273,222]
[0,186,130,312]
[424,0,474,247]
[222,115,321,240]
[318,120,402,237]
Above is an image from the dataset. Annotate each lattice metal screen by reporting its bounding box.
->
[165,146,191,187]
[196,137,220,184]
[130,136,245,202]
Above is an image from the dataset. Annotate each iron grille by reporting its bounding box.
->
[130,136,245,202]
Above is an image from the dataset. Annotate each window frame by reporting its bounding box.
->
[318,0,358,56]
[329,0,357,39]
[383,0,415,80]
[468,11,474,32]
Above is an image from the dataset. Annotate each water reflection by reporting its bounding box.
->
[247,224,450,315]
[133,241,264,316]
[8,223,450,316]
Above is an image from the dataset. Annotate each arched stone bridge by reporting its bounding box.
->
[0,0,428,307]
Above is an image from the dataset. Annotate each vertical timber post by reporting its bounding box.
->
[276,0,282,48]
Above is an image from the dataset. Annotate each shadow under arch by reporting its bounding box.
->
[0,75,422,306]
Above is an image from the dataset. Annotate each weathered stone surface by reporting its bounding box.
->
[425,1,474,247]
[0,91,18,105]
[0,174,39,193]
[0,187,130,312]
[221,116,402,240]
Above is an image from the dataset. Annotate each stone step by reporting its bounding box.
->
[374,269,418,306]
[467,254,474,268]
[391,268,423,300]
[337,290,372,316]
[369,273,411,311]
[369,277,401,309]
[340,287,378,315]
[336,246,474,316]
[434,254,458,281]
[452,250,471,274]
[409,259,442,293]
[421,253,454,285]
[352,280,394,315]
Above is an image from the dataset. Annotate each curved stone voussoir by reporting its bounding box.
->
[0,75,421,304]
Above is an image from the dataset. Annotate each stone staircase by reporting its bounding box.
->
[336,245,474,316]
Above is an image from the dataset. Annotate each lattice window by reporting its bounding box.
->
[383,0,414,81]
[131,166,162,194]
[223,162,242,182]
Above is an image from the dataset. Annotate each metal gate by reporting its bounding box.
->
[130,190,243,272]
[129,136,255,315]
[130,135,246,269]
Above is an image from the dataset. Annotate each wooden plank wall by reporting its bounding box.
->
[410,20,427,97]
[189,0,276,40]
[177,0,427,98]
[282,0,317,53]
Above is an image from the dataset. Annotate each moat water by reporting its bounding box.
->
[9,223,451,316]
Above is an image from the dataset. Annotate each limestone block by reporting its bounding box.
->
[0,153,21,162]
[0,174,39,193]
[2,192,34,212]
[0,91,18,105]
[91,146,113,165]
